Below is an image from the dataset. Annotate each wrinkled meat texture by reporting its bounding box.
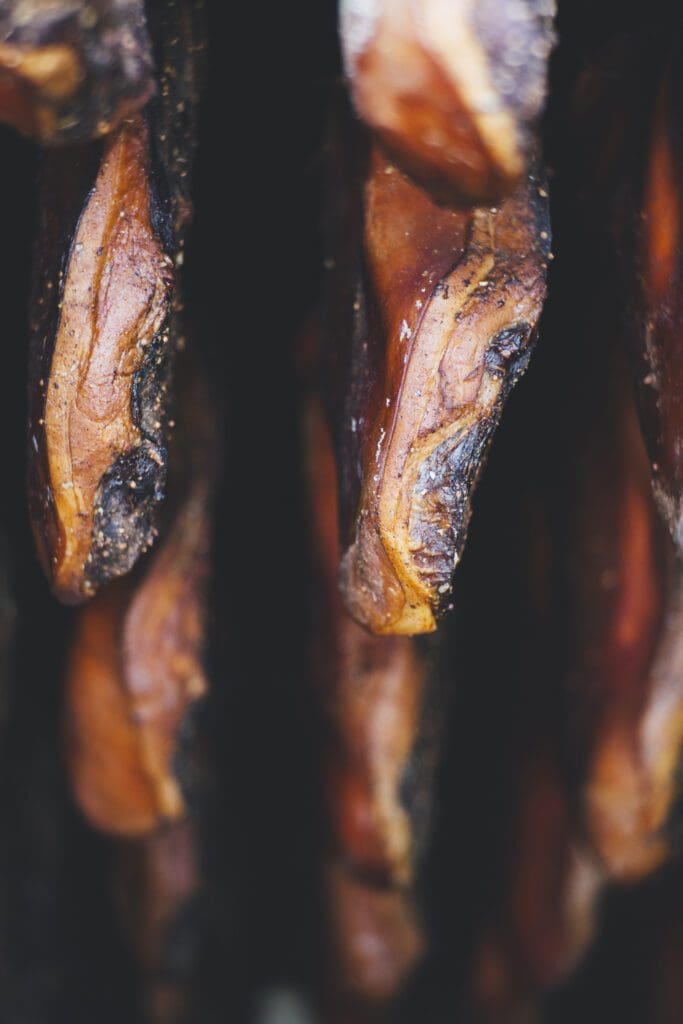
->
[308,398,433,887]
[28,0,204,603]
[65,449,211,836]
[340,0,555,204]
[29,116,173,603]
[307,394,434,1008]
[325,131,550,635]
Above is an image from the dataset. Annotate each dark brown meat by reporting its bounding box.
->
[306,393,438,1011]
[340,0,555,205]
[64,370,214,836]
[324,118,550,635]
[0,0,153,143]
[27,0,204,604]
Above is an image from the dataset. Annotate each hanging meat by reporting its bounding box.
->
[0,0,153,143]
[324,111,550,635]
[64,368,214,836]
[622,49,683,551]
[306,391,440,1012]
[27,0,204,604]
[117,819,203,1024]
[339,0,555,205]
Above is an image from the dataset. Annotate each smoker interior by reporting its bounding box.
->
[0,1,680,1021]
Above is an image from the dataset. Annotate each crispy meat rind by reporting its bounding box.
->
[28,0,205,603]
[324,125,550,635]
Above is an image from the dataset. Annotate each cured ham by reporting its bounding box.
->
[324,117,550,635]
[27,0,204,603]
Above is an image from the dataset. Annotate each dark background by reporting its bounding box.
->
[0,1,680,1021]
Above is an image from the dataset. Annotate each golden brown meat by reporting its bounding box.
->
[65,468,210,836]
[0,0,153,143]
[307,394,435,1010]
[340,0,555,205]
[325,128,550,635]
[27,0,204,604]
[309,399,432,887]
[64,368,214,836]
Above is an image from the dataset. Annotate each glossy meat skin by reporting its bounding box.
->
[29,118,174,603]
[0,0,153,143]
[325,130,550,635]
[28,0,204,604]
[340,0,555,205]
[308,399,433,886]
[307,395,434,1006]
[64,388,213,836]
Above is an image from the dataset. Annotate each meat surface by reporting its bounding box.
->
[324,122,550,635]
[473,755,602,1019]
[625,55,683,550]
[306,392,438,1010]
[340,0,555,205]
[64,372,214,836]
[27,0,204,604]
[564,376,683,881]
[0,0,153,143]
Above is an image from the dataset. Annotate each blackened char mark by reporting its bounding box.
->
[409,322,536,613]
[132,309,174,448]
[86,444,165,589]
[27,143,101,580]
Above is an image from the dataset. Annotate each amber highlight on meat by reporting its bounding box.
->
[340,0,555,205]
[328,140,550,636]
[309,399,429,887]
[306,391,432,1010]
[29,116,173,604]
[65,472,210,836]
